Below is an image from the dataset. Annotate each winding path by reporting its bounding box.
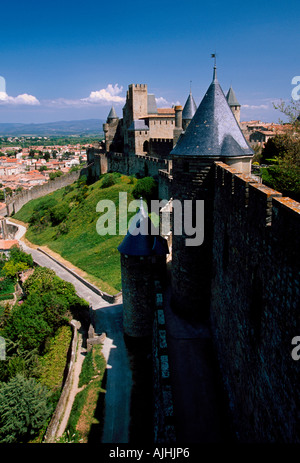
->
[7,219,132,443]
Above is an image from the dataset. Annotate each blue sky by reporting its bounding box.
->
[0,0,299,124]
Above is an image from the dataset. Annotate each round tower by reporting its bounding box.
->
[173,105,183,146]
[103,105,120,152]
[170,66,253,320]
[182,85,197,131]
[118,199,169,337]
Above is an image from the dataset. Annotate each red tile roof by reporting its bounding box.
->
[0,239,19,250]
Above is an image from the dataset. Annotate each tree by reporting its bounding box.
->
[4,296,52,351]
[9,245,33,268]
[132,176,158,205]
[2,260,29,278]
[49,171,63,180]
[43,151,50,162]
[260,100,300,201]
[0,374,51,443]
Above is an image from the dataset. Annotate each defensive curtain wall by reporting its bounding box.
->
[210,162,300,443]
[87,148,172,200]
[5,170,81,216]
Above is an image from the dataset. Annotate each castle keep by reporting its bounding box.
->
[91,68,299,442]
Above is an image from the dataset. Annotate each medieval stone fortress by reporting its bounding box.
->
[87,65,300,443]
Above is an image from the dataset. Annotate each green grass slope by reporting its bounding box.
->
[14,174,137,294]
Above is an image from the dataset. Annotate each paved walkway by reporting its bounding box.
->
[163,284,234,443]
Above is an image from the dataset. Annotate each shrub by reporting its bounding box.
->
[64,184,74,194]
[2,261,29,279]
[9,246,33,268]
[49,171,63,180]
[50,203,69,225]
[76,175,87,188]
[101,173,116,189]
[132,176,158,204]
[56,222,69,236]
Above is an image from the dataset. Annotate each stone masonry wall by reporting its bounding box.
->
[106,151,168,179]
[6,170,81,216]
[210,161,300,442]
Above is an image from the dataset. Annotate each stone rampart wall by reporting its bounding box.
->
[43,320,78,443]
[210,161,300,442]
[6,170,81,216]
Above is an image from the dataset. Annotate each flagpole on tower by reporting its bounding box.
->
[211,53,217,68]
[211,53,217,80]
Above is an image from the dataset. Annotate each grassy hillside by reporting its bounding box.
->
[14,173,137,294]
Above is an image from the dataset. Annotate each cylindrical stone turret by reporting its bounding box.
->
[173,105,183,147]
[118,198,169,337]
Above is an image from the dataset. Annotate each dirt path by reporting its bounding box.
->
[56,333,87,440]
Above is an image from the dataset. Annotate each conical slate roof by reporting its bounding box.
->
[182,91,197,120]
[171,68,253,157]
[226,86,240,107]
[117,198,169,256]
[107,105,118,120]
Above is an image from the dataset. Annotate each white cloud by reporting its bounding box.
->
[242,104,269,110]
[82,84,125,105]
[42,84,126,108]
[0,91,40,106]
[155,96,169,107]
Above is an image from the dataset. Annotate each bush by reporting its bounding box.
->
[64,184,74,194]
[101,173,116,189]
[6,267,88,352]
[56,222,69,236]
[0,277,15,294]
[50,203,69,225]
[9,246,33,268]
[132,177,158,204]
[261,164,300,202]
[76,175,87,188]
[2,261,29,279]
[49,171,63,180]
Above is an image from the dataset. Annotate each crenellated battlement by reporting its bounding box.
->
[151,138,173,143]
[214,161,300,229]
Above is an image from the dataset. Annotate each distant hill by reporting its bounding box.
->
[0,119,105,136]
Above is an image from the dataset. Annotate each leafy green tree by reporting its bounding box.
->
[4,296,52,351]
[4,187,12,197]
[132,176,158,205]
[9,245,33,268]
[49,171,63,180]
[0,374,51,443]
[43,151,50,162]
[260,100,300,201]
[2,260,29,278]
